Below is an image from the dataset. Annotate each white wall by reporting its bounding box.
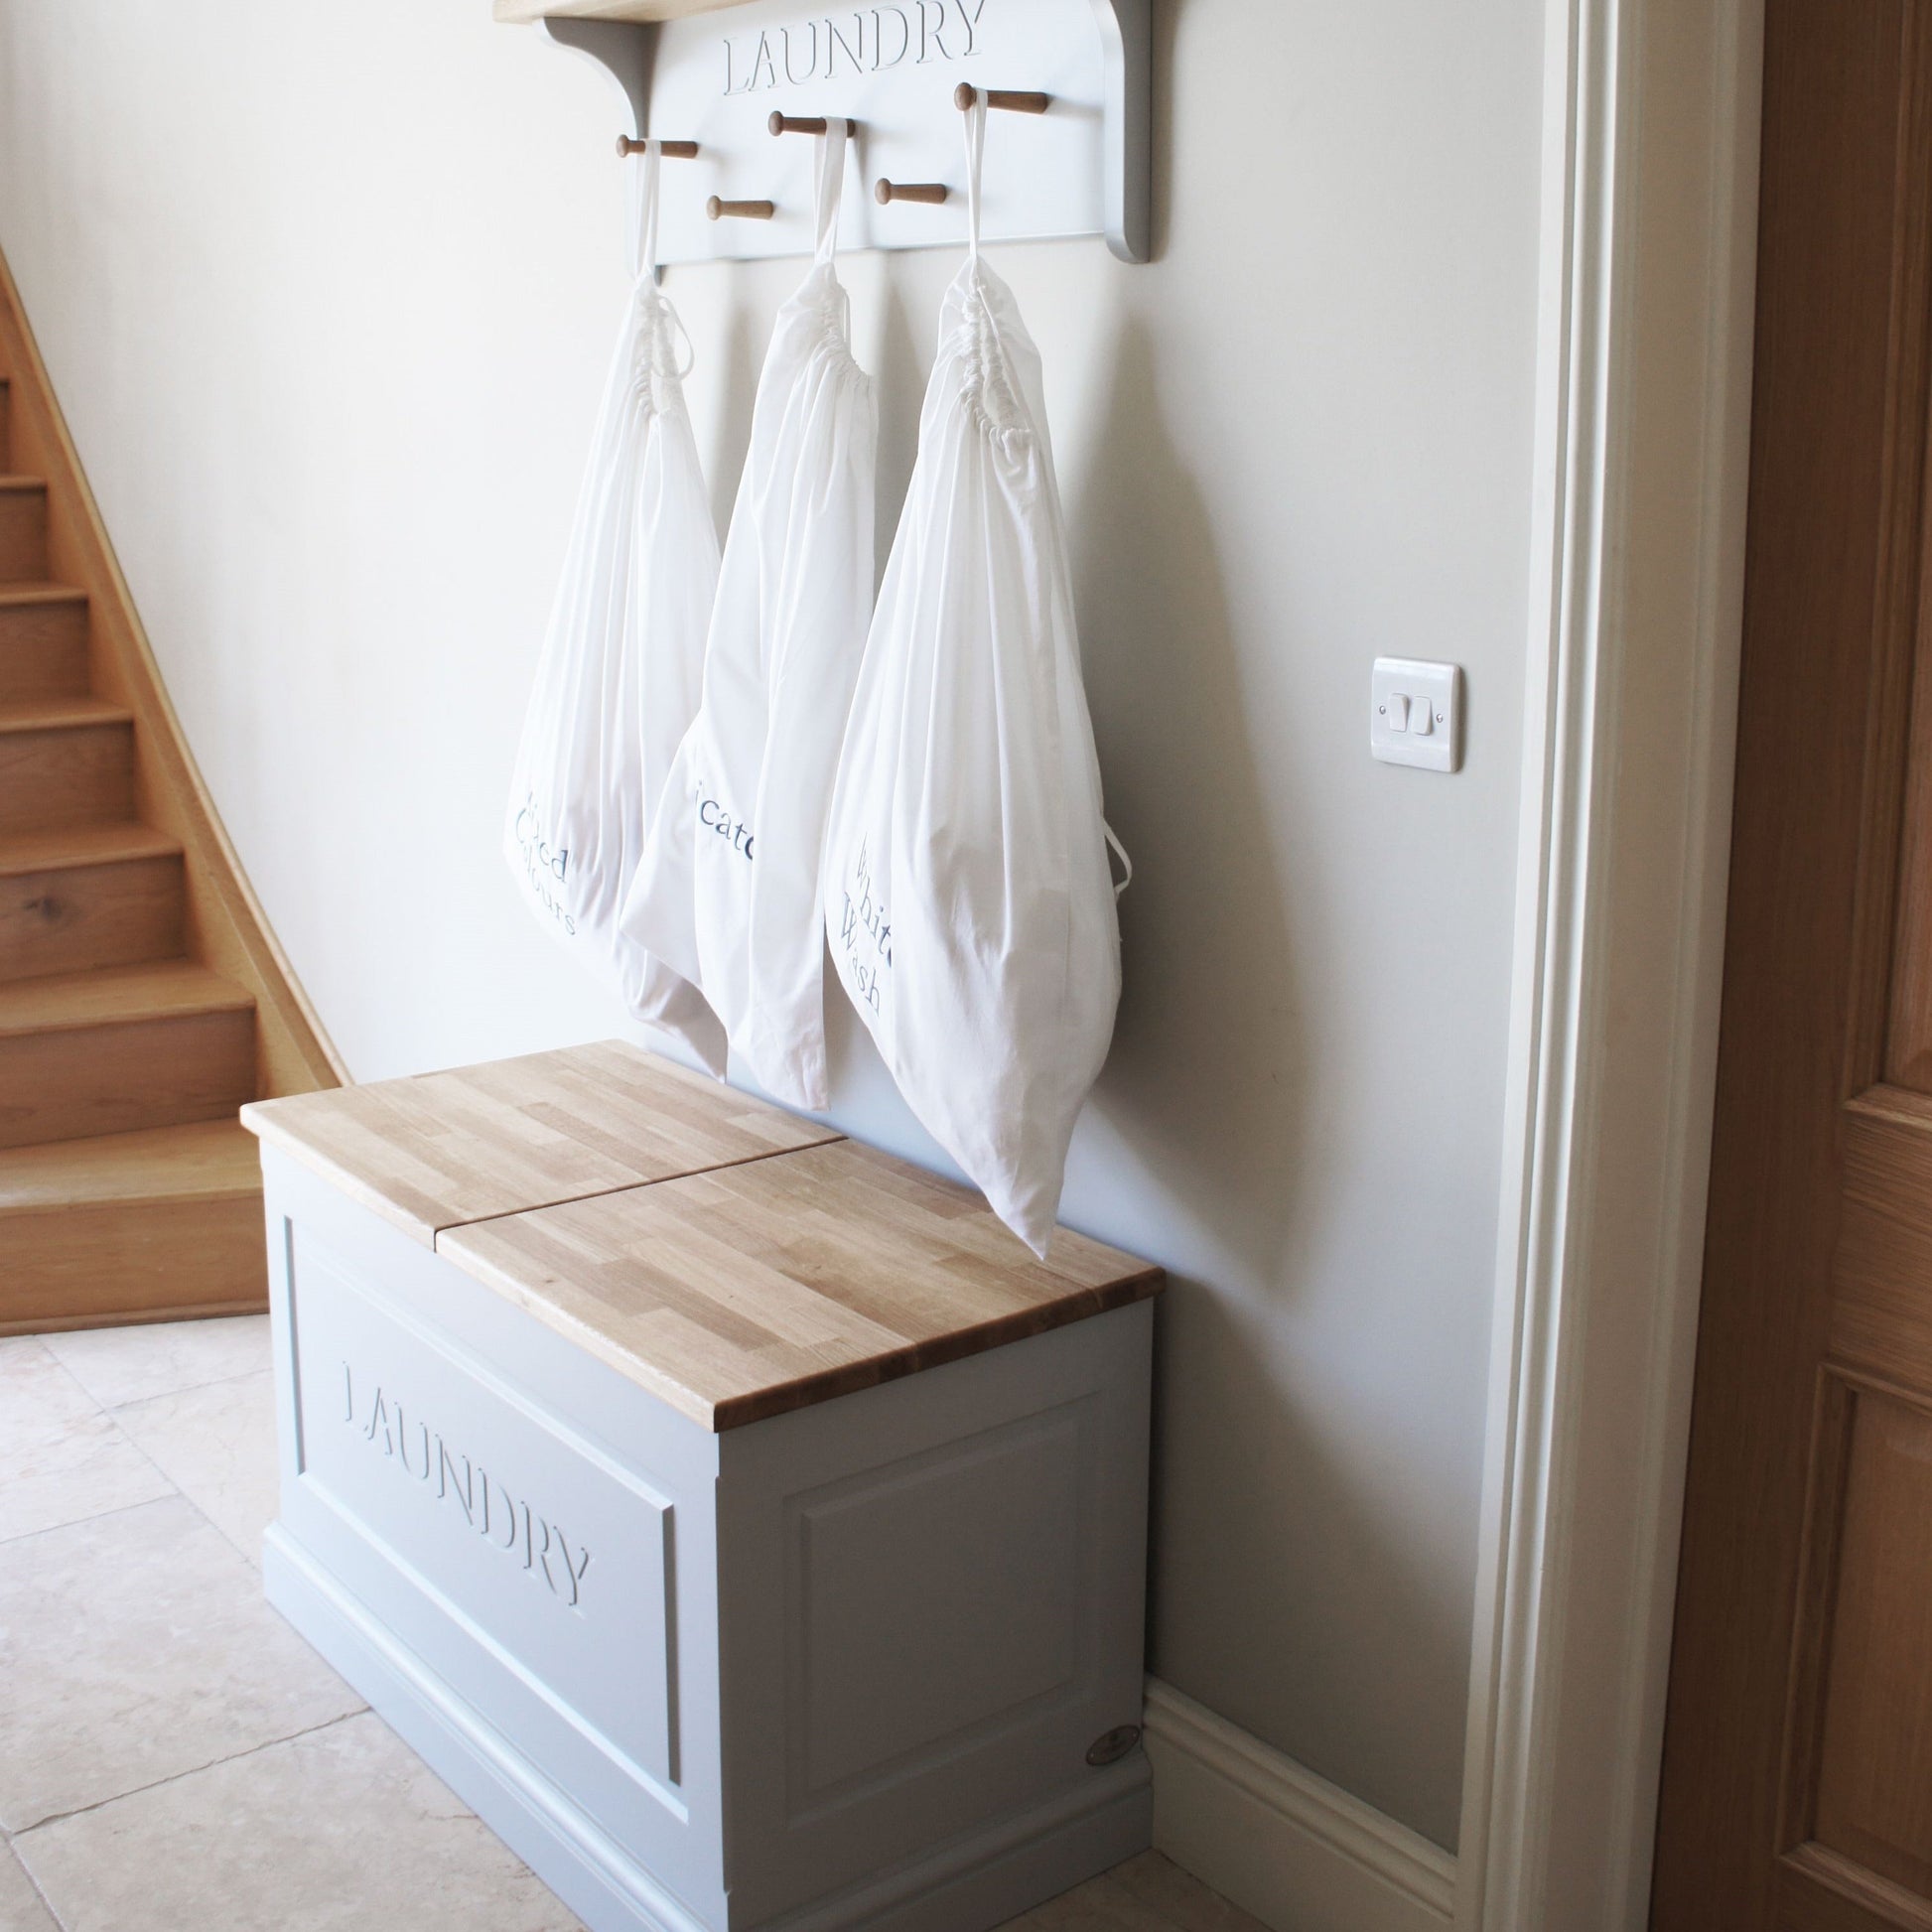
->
[0,0,1544,1853]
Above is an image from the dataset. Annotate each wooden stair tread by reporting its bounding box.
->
[0,1118,260,1213]
[0,582,85,609]
[0,695,130,733]
[0,250,334,1332]
[0,959,253,1037]
[0,822,181,877]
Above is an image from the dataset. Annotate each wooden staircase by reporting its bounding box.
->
[0,254,343,1334]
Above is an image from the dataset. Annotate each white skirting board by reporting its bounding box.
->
[1142,1679,1455,1932]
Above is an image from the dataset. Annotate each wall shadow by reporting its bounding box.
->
[1147,1275,1474,1851]
[1069,314,1473,1852]
[1070,315,1307,1290]
[868,273,927,592]
[704,272,762,534]
[1149,0,1182,261]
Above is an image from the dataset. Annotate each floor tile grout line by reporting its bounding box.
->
[3,1824,73,1932]
[44,1333,272,1417]
[19,1344,108,1420]
[106,1363,274,1413]
[98,1393,268,1570]
[0,1488,182,1552]
[12,1710,368,1841]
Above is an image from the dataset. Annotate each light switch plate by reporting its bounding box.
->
[1372,658,1462,772]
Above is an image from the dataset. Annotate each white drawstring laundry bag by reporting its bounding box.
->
[821,99,1130,1256]
[504,143,726,1071]
[625,127,877,1109]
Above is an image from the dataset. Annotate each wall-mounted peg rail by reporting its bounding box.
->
[617,136,701,157]
[769,112,858,137]
[875,180,948,207]
[515,0,1153,266]
[954,83,1051,115]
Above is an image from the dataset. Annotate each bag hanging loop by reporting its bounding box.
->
[813,121,849,266]
[962,94,987,263]
[627,143,697,383]
[633,138,663,285]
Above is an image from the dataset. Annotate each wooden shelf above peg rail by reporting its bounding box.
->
[497,0,1153,265]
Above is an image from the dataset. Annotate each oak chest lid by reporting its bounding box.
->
[240,1040,841,1248]
[438,1139,1165,1431]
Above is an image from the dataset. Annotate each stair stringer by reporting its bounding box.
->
[0,244,346,1102]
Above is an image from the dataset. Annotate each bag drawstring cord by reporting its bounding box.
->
[627,140,696,382]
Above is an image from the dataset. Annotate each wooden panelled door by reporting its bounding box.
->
[1653,5,1932,1928]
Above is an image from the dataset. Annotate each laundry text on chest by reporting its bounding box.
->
[342,1363,594,1611]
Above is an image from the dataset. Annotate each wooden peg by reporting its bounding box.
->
[618,136,701,159]
[875,179,949,207]
[768,113,859,137]
[953,83,1051,115]
[707,196,777,221]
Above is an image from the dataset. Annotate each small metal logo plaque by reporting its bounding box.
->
[1086,1725,1142,1767]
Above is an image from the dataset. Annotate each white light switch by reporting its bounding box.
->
[1372,658,1461,772]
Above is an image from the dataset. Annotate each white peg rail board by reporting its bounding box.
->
[537,0,1152,264]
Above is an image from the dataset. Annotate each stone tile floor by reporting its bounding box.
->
[0,1316,1265,1932]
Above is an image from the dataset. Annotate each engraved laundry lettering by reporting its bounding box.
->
[438,1441,475,1524]
[825,16,864,73]
[720,3,985,94]
[342,1363,593,1612]
[872,6,910,69]
[396,1407,432,1481]
[783,23,818,82]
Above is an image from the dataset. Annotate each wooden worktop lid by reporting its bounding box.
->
[240,1041,841,1248]
[437,1139,1164,1431]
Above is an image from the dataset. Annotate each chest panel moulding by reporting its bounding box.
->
[492,0,1152,265]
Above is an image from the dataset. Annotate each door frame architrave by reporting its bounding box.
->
[1457,0,1764,1925]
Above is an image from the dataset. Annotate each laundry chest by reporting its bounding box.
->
[240,1043,1161,1932]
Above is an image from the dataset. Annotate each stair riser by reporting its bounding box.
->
[0,853,186,984]
[0,723,134,833]
[0,1006,255,1148]
[0,487,48,582]
[0,1194,267,1332]
[0,601,89,703]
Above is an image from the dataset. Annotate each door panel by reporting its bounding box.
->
[1653,3,1932,1927]
[1810,1382,1932,1899]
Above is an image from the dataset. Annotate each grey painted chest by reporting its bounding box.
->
[241,1042,1162,1932]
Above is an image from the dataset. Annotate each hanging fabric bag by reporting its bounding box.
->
[624,126,877,1110]
[504,142,726,1071]
[820,100,1131,1256]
